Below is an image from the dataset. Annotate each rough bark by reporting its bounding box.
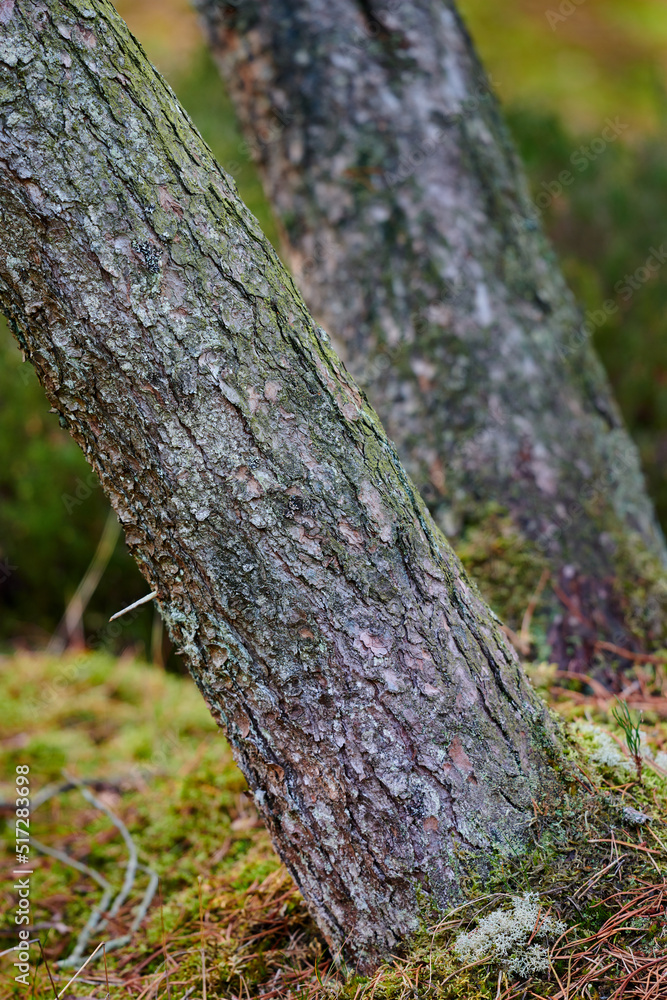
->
[196,0,667,673]
[0,0,568,969]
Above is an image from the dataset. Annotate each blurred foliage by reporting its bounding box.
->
[1,0,666,648]
[459,0,667,136]
[456,0,667,525]
[506,107,667,531]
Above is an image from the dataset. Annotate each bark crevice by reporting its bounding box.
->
[1,0,569,969]
[196,0,667,672]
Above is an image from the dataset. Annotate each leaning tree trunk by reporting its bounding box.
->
[196,0,667,674]
[0,0,567,970]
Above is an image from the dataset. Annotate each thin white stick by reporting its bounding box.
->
[56,940,105,997]
[109,590,158,622]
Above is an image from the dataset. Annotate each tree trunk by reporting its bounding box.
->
[196,0,667,673]
[0,0,567,970]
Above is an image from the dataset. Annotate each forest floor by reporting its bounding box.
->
[1,651,667,1000]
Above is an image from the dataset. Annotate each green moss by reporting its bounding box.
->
[3,652,666,999]
[231,856,282,892]
[330,715,667,998]
[455,502,550,631]
[607,526,667,650]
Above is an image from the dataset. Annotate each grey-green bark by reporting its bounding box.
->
[196,0,667,673]
[0,0,567,969]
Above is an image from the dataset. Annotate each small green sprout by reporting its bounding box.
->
[611,698,643,782]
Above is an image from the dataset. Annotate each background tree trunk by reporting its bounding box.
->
[196,0,667,674]
[0,0,567,970]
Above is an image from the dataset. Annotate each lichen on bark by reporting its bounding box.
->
[0,0,570,969]
[195,0,667,672]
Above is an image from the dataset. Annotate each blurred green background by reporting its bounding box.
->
[1,0,666,654]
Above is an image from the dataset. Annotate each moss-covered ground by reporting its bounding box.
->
[1,651,666,999]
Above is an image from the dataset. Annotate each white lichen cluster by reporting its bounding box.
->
[571,721,631,771]
[572,721,665,776]
[454,892,566,977]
